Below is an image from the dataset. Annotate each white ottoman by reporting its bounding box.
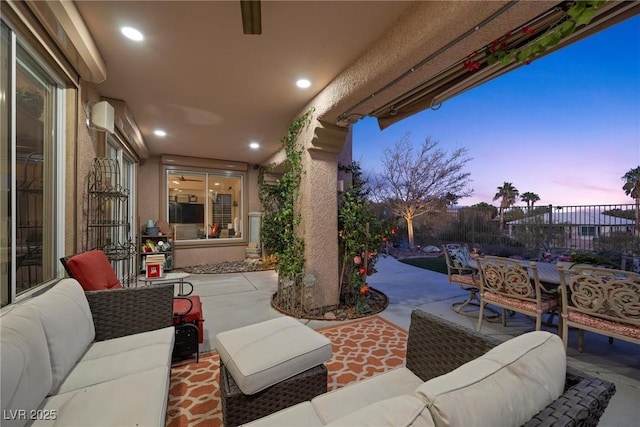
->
[215,316,333,426]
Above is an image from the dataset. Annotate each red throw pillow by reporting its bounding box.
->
[66,250,122,291]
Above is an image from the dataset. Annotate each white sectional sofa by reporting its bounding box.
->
[244,310,617,427]
[1,278,175,427]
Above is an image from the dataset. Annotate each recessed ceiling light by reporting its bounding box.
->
[154,129,167,137]
[249,142,260,149]
[296,79,311,89]
[121,27,144,41]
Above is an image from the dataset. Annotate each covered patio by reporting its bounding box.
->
[2,1,639,425]
[173,255,639,426]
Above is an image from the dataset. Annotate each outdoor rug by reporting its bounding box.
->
[166,315,408,427]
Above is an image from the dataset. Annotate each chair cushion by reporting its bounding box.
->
[484,292,558,312]
[568,310,640,339]
[215,316,332,395]
[65,250,122,291]
[415,331,565,427]
[29,279,96,394]
[34,367,169,427]
[450,274,477,286]
[325,395,435,427]
[55,326,174,394]
[0,304,53,427]
[451,248,472,268]
[312,367,424,424]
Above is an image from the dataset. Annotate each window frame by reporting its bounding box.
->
[162,159,248,247]
[1,19,67,306]
[580,226,597,237]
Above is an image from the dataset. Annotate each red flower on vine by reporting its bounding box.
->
[521,26,535,35]
[360,285,370,295]
[463,60,481,71]
[359,267,366,275]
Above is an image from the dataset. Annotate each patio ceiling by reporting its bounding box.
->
[71,0,413,164]
[55,1,639,165]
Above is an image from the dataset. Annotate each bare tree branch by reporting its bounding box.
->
[373,135,473,248]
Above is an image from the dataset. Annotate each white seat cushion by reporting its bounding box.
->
[215,316,332,394]
[33,367,170,427]
[29,279,96,394]
[56,326,175,394]
[241,402,324,427]
[312,367,424,424]
[415,331,565,427]
[0,304,53,427]
[325,395,435,427]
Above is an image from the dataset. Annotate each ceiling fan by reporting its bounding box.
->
[240,0,261,35]
[176,175,202,182]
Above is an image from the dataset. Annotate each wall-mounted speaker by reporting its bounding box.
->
[91,100,114,134]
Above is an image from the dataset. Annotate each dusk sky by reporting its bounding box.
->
[352,15,639,208]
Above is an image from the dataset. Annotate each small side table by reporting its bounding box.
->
[139,271,191,295]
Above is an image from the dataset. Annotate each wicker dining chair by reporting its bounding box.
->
[476,256,560,334]
[558,265,640,352]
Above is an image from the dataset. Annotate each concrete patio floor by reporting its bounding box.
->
[186,254,640,426]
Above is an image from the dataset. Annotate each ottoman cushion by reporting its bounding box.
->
[215,316,332,395]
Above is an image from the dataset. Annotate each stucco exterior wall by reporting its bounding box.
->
[70,81,102,254]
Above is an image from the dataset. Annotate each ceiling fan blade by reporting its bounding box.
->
[240,0,261,35]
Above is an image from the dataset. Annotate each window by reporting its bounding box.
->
[167,171,244,241]
[580,226,596,237]
[1,21,65,306]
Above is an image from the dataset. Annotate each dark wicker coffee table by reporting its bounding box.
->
[220,362,327,427]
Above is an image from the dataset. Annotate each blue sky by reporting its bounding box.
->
[352,15,639,207]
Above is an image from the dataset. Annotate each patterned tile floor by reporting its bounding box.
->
[166,315,407,427]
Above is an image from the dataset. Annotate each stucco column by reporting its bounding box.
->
[298,120,348,309]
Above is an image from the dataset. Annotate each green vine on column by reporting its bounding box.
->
[258,108,314,279]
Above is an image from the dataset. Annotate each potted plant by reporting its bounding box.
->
[564,251,618,269]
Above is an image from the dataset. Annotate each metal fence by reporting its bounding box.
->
[407,203,639,260]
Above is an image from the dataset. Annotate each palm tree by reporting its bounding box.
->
[622,166,640,236]
[493,182,519,230]
[520,191,540,210]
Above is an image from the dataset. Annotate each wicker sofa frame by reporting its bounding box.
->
[407,309,616,427]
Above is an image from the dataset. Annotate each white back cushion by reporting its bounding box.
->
[30,279,95,394]
[0,304,53,427]
[415,331,565,427]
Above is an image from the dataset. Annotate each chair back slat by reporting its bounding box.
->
[478,256,538,301]
[561,266,640,326]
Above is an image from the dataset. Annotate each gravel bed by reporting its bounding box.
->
[182,259,271,274]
